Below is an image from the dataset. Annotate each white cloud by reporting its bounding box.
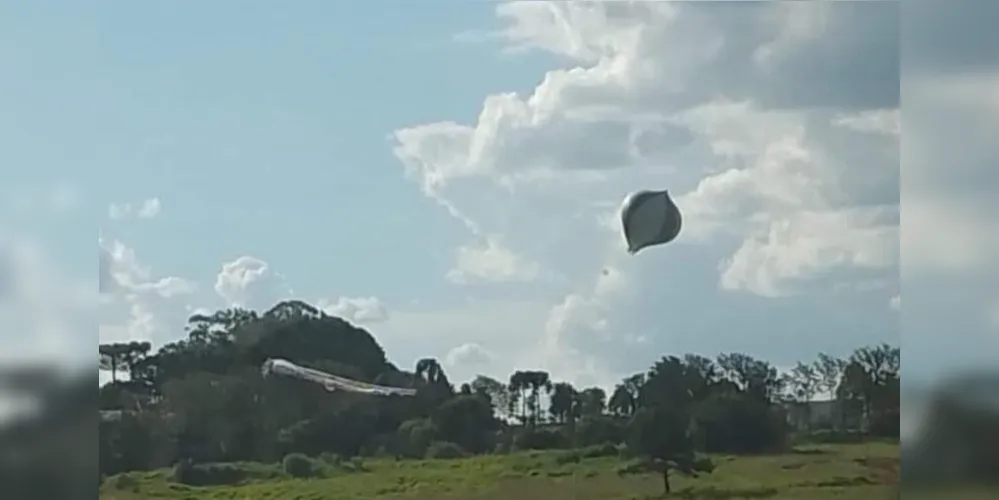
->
[373,300,551,383]
[391,1,899,384]
[445,342,493,368]
[58,0,999,392]
[98,246,394,365]
[99,237,196,346]
[318,296,389,324]
[108,197,161,220]
[214,256,293,310]
[832,109,900,136]
[447,236,540,284]
[719,207,898,297]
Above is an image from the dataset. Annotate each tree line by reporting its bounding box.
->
[98,300,900,493]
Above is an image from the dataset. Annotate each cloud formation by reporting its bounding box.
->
[446,342,494,369]
[318,296,389,324]
[392,1,899,384]
[44,0,999,391]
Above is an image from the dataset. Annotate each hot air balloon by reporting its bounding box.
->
[620,189,682,254]
[261,358,416,396]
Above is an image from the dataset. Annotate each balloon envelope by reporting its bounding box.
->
[262,358,416,396]
[620,189,682,254]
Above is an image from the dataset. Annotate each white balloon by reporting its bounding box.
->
[620,189,682,254]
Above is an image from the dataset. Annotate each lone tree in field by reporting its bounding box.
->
[626,406,714,494]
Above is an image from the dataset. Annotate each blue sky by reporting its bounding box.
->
[1,1,995,392]
[5,1,558,305]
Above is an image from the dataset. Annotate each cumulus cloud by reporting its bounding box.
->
[447,236,541,284]
[318,296,389,324]
[445,342,493,368]
[719,207,898,297]
[98,245,395,365]
[214,256,293,310]
[391,1,900,384]
[108,197,161,220]
[99,237,196,346]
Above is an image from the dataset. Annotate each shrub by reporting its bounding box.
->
[579,442,619,458]
[341,456,367,472]
[553,450,581,465]
[318,452,341,466]
[170,460,248,486]
[281,453,316,478]
[808,429,866,444]
[575,416,626,447]
[513,428,567,450]
[425,441,466,459]
[107,474,139,491]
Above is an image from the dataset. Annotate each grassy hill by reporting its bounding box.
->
[100,441,898,500]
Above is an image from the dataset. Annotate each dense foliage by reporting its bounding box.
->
[98,300,900,493]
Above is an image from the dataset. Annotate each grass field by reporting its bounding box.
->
[100,442,899,500]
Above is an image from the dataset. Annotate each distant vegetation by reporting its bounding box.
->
[99,299,902,497]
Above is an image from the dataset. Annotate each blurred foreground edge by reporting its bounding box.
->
[0,365,96,500]
[902,371,999,498]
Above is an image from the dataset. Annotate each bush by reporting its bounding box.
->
[107,474,139,491]
[493,441,510,454]
[170,460,248,486]
[579,442,619,458]
[281,453,316,478]
[692,394,788,453]
[553,450,581,465]
[398,418,437,458]
[318,452,341,466]
[513,428,567,450]
[341,456,366,472]
[807,429,867,444]
[575,416,626,447]
[425,441,467,459]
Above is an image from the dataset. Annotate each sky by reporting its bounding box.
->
[1,1,996,393]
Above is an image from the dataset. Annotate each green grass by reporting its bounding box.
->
[100,442,899,500]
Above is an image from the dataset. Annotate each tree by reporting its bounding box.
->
[470,375,512,419]
[508,371,530,423]
[548,382,576,424]
[716,353,783,403]
[626,406,713,494]
[99,341,152,384]
[609,373,644,416]
[814,353,845,398]
[682,354,720,401]
[416,358,445,385]
[784,362,821,431]
[92,298,899,483]
[523,371,551,425]
[576,387,606,418]
[836,360,869,430]
[837,344,900,433]
[432,394,498,454]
